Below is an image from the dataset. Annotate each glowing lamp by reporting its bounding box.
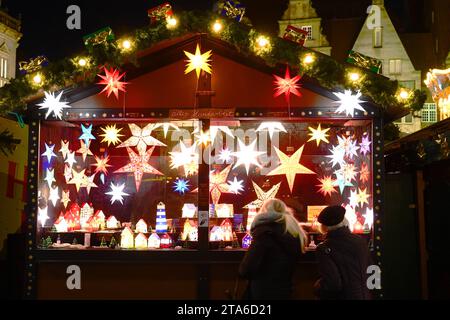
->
[220,219,233,242]
[106,216,120,229]
[148,233,161,248]
[135,219,148,233]
[33,73,43,85]
[257,35,269,48]
[166,16,178,29]
[303,54,315,64]
[134,233,148,249]
[348,72,361,82]
[242,233,253,249]
[78,58,87,67]
[121,39,133,51]
[212,20,223,33]
[160,233,173,249]
[120,227,134,249]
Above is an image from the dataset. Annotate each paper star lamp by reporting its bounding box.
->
[210,165,233,204]
[97,67,129,99]
[79,123,96,146]
[356,188,370,208]
[184,44,212,78]
[77,140,94,162]
[232,139,265,174]
[67,168,87,192]
[336,135,351,151]
[114,146,163,192]
[348,189,359,208]
[218,148,233,164]
[363,208,374,229]
[117,123,166,156]
[49,186,60,206]
[359,162,370,184]
[256,122,287,140]
[100,124,124,146]
[307,124,330,147]
[41,143,57,163]
[360,135,372,156]
[340,163,358,183]
[244,181,281,209]
[169,140,199,176]
[38,206,49,227]
[228,177,244,195]
[82,173,98,195]
[106,182,129,204]
[333,90,366,117]
[317,176,337,197]
[59,140,70,159]
[37,91,71,120]
[333,171,354,194]
[173,178,190,195]
[44,168,56,188]
[92,154,112,175]
[61,190,70,208]
[266,145,316,193]
[153,122,180,138]
[326,145,346,168]
[273,66,302,103]
[346,139,360,160]
[63,165,73,183]
[64,151,77,168]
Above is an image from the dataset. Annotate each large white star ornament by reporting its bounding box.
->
[117,123,166,156]
[37,91,71,120]
[49,186,60,206]
[227,177,245,195]
[41,143,57,163]
[106,182,129,204]
[333,90,366,117]
[232,139,265,174]
[38,206,49,227]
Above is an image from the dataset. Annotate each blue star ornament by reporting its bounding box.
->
[79,123,96,146]
[173,178,190,195]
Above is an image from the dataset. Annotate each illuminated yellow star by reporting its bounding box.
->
[307,124,330,147]
[100,124,124,146]
[356,188,370,208]
[184,44,212,78]
[68,168,87,192]
[266,145,316,193]
[317,176,337,197]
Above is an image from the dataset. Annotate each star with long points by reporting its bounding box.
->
[92,154,112,175]
[105,182,129,204]
[97,67,128,99]
[307,124,330,147]
[154,122,180,138]
[114,146,164,191]
[41,143,57,163]
[360,135,372,156]
[61,190,70,208]
[82,173,98,195]
[184,44,212,78]
[100,124,124,146]
[169,140,199,176]
[49,186,60,206]
[117,123,166,156]
[64,151,77,168]
[273,66,302,103]
[209,165,233,204]
[228,177,245,195]
[317,175,337,197]
[333,90,366,117]
[266,145,316,193]
[232,139,265,174]
[327,145,346,168]
[37,91,71,120]
[244,181,281,208]
[356,188,371,208]
[333,171,354,194]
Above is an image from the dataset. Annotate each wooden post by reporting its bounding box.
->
[416,170,428,299]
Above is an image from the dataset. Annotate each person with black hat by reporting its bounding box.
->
[314,205,372,300]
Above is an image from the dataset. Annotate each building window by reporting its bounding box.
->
[373,27,383,48]
[395,113,413,124]
[422,103,437,123]
[0,57,8,88]
[301,26,313,40]
[398,80,415,90]
[389,59,402,75]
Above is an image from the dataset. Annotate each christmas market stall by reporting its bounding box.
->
[13,5,418,300]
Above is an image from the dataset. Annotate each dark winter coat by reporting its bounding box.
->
[314,226,372,300]
[239,213,302,300]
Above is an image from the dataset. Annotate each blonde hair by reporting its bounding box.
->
[259,198,307,253]
[318,217,350,235]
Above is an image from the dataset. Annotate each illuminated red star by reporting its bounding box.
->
[273,66,302,103]
[92,154,112,175]
[97,67,128,99]
[359,162,370,184]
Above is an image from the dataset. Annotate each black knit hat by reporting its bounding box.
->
[318,205,346,226]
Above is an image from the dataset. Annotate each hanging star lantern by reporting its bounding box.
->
[333,90,366,117]
[346,138,360,160]
[209,165,233,204]
[316,176,337,197]
[117,123,166,156]
[173,178,190,195]
[360,135,372,156]
[184,44,212,78]
[256,122,287,140]
[348,189,359,208]
[67,168,87,192]
[63,165,73,183]
[154,122,180,138]
[364,208,374,229]
[232,139,265,175]
[82,173,98,195]
[64,151,77,168]
[79,123,96,146]
[37,91,71,120]
[61,190,70,208]
[92,154,112,175]
[359,162,370,184]
[228,177,245,195]
[41,143,57,163]
[266,145,316,193]
[105,182,129,204]
[49,186,60,206]
[114,146,163,192]
[333,171,354,194]
[38,206,49,227]
[244,181,281,209]
[307,124,330,147]
[44,168,56,188]
[218,148,233,164]
[97,67,128,99]
[340,163,358,183]
[326,145,346,168]
[77,140,94,162]
[273,66,302,103]
[100,124,124,146]
[59,140,70,159]
[356,188,371,208]
[169,140,199,176]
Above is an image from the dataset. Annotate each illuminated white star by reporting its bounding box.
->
[48,186,60,206]
[169,140,199,176]
[44,168,56,188]
[326,145,346,168]
[105,182,129,204]
[227,177,245,195]
[218,148,233,164]
[348,189,359,208]
[37,91,71,120]
[41,143,57,163]
[256,122,287,140]
[64,165,73,183]
[364,208,374,229]
[117,123,166,156]
[346,139,360,160]
[59,140,70,159]
[232,139,265,174]
[64,151,77,168]
[38,206,49,227]
[307,124,330,147]
[333,90,366,117]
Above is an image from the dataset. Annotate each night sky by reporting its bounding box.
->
[3,0,419,62]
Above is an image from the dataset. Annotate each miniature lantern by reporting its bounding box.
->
[182,203,197,218]
[93,210,106,227]
[156,202,168,233]
[242,233,253,249]
[54,213,68,232]
[120,226,134,249]
[353,220,364,234]
[182,219,198,241]
[210,226,224,242]
[80,203,94,227]
[246,204,257,231]
[135,219,148,233]
[215,204,234,218]
[160,233,173,249]
[148,233,161,248]
[106,216,119,229]
[135,233,148,249]
[220,219,233,241]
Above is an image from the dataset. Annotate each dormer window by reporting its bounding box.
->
[373,27,383,48]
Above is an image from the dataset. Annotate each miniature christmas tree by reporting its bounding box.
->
[232,232,240,249]
[45,236,53,248]
[72,238,78,245]
[100,236,107,247]
[109,236,117,249]
[40,238,48,249]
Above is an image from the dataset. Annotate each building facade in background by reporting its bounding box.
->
[0,8,21,87]
[278,0,331,55]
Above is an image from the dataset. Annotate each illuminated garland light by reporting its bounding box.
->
[166,16,178,29]
[37,91,71,120]
[97,67,128,99]
[184,44,212,78]
[212,20,223,33]
[303,53,315,65]
[119,39,134,52]
[253,34,271,55]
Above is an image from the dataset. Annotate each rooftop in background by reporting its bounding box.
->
[0,8,21,33]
